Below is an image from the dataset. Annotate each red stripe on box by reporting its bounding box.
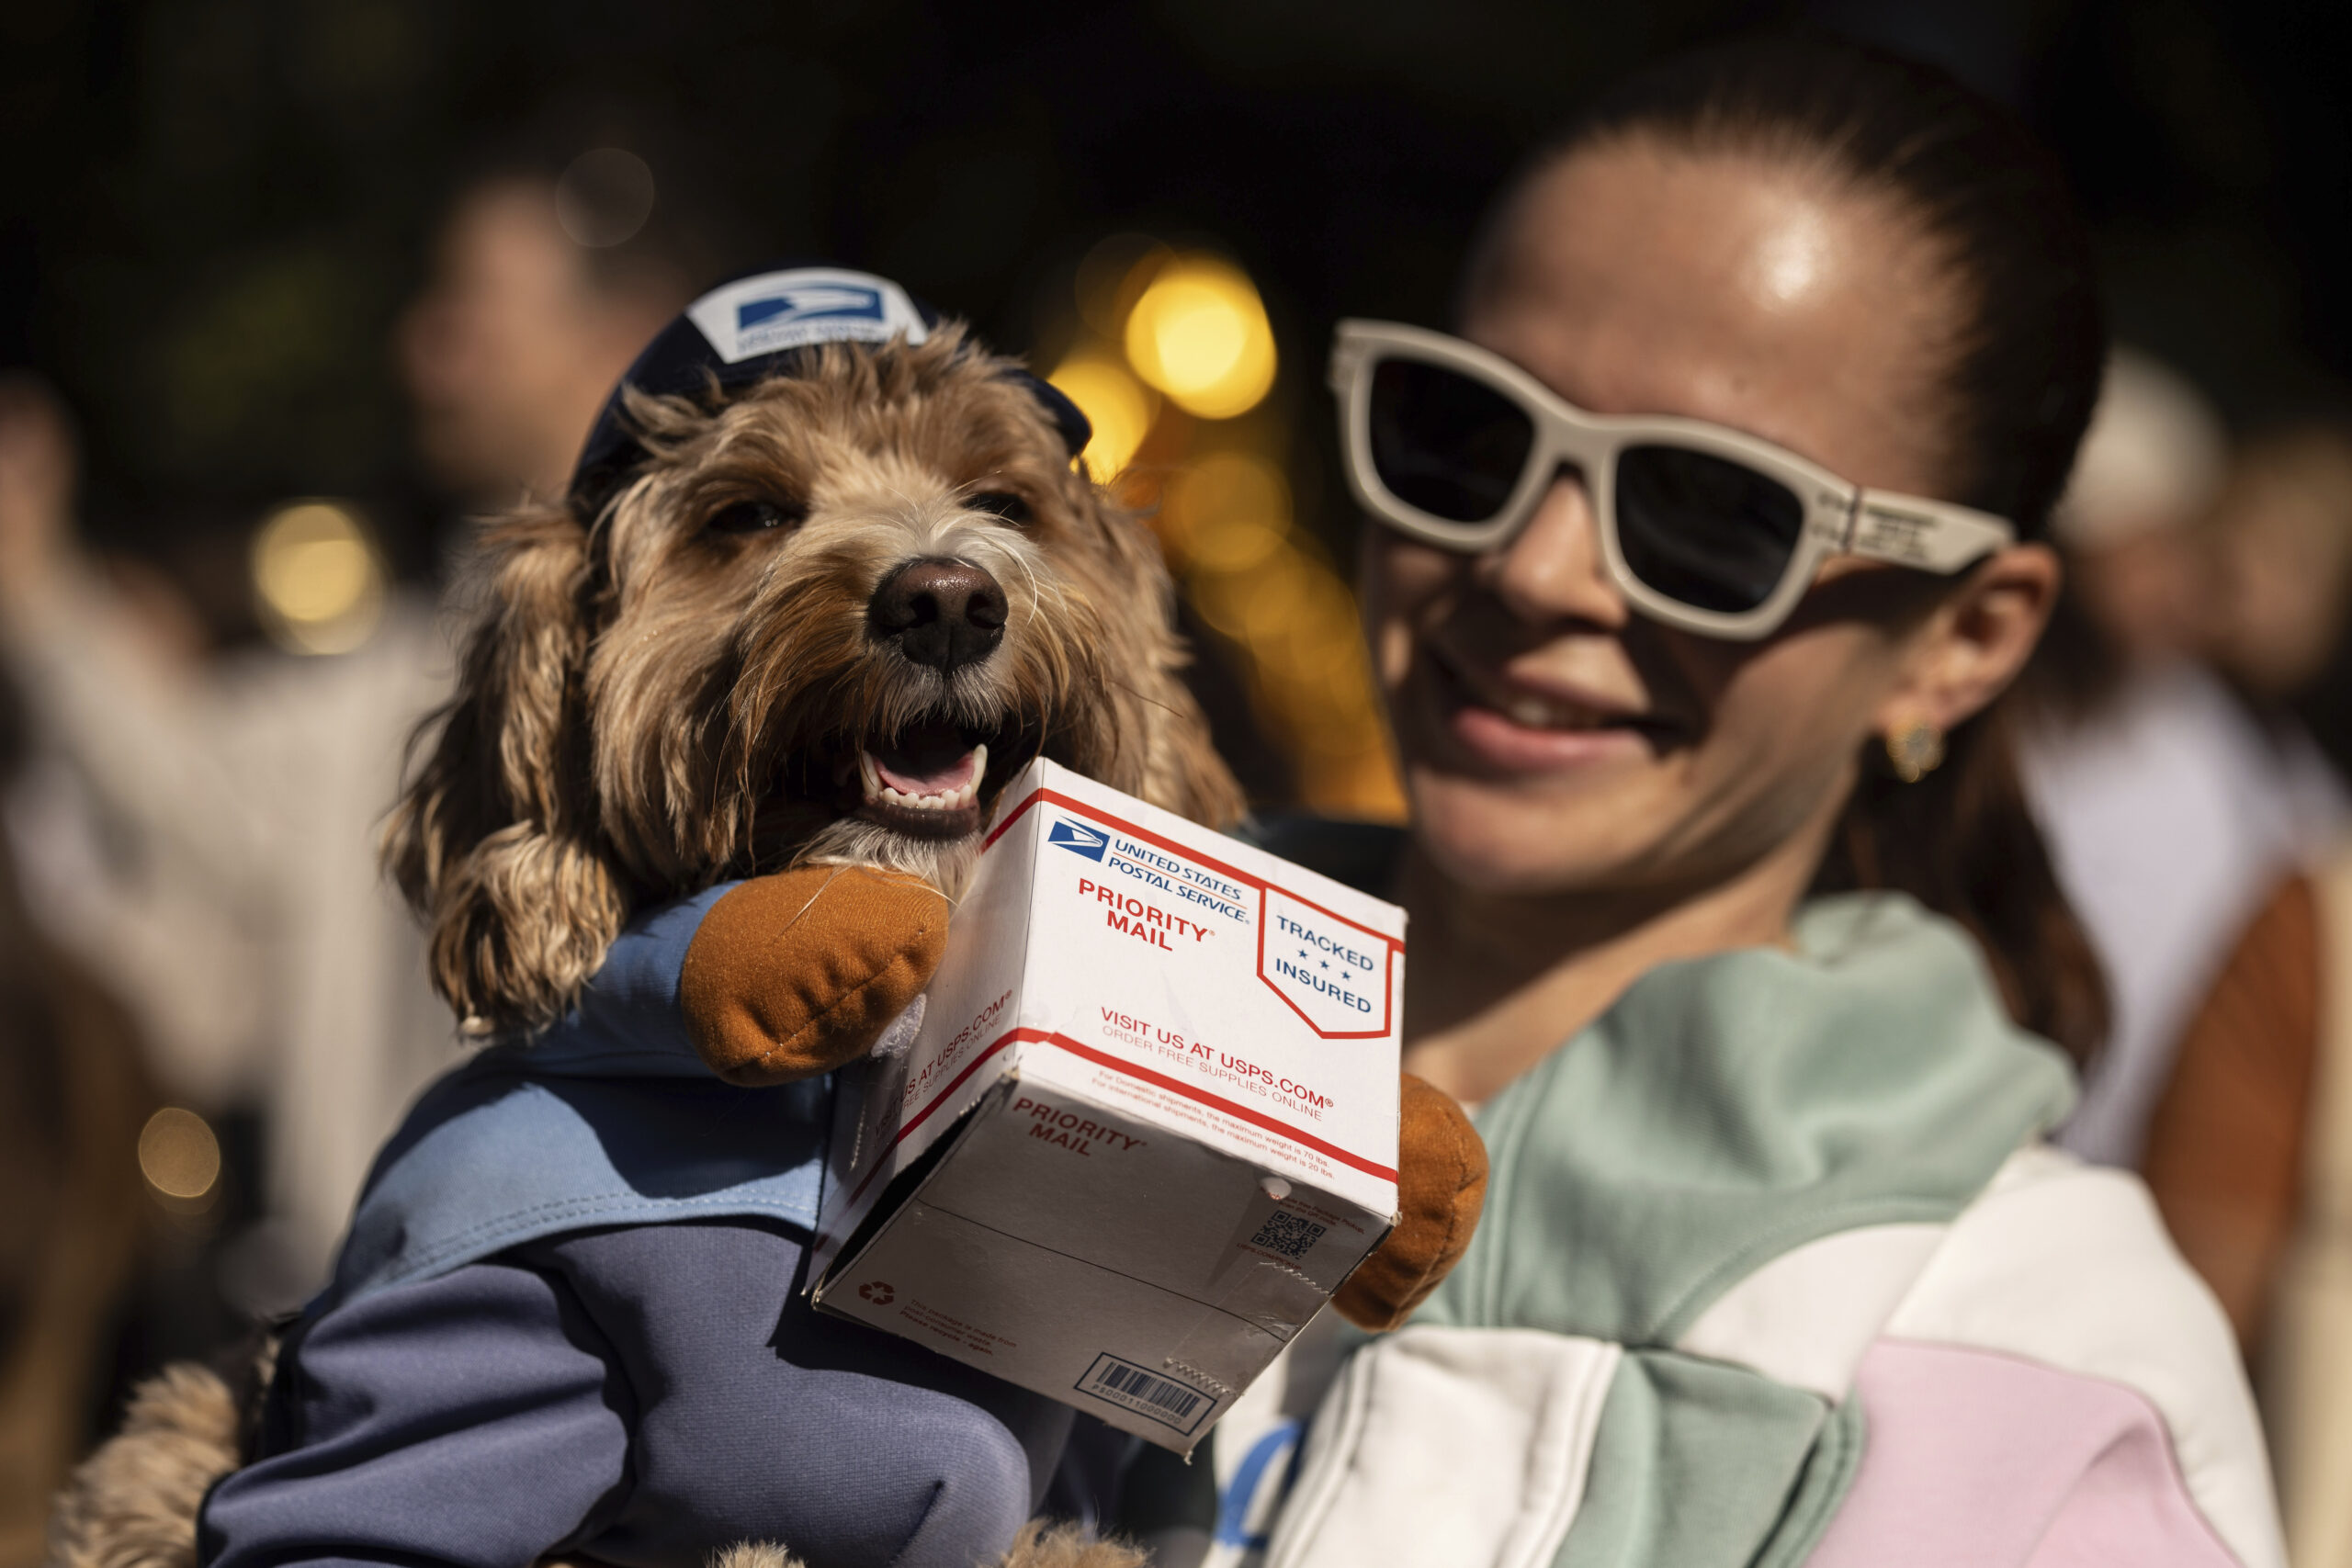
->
[856,1023,1397,1204]
[1030,1030,1396,1182]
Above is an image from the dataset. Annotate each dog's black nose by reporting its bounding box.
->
[869,558,1007,672]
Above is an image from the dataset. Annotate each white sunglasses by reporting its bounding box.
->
[1329,320,2015,640]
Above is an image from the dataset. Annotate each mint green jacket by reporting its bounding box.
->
[1249,895,2280,1568]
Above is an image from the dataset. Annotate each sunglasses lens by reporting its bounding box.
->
[1366,358,1535,525]
[1615,445,1805,614]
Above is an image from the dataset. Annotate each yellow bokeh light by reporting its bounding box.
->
[139,1107,221,1202]
[1049,355,1159,478]
[1241,560,1312,641]
[252,500,387,656]
[1190,572,1254,640]
[1167,451,1289,570]
[1189,517,1283,575]
[1124,255,1277,420]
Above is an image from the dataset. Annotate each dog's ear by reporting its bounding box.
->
[1138,648,1249,831]
[383,503,624,1035]
[1080,488,1249,830]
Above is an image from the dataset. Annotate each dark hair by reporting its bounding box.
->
[1475,34,2110,1063]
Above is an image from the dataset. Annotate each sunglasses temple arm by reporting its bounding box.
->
[1849,491,2018,574]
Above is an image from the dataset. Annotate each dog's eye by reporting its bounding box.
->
[707,498,808,535]
[968,491,1033,526]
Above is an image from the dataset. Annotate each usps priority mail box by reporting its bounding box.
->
[808,757,1404,1451]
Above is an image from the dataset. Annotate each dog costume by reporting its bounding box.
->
[52,269,1483,1568]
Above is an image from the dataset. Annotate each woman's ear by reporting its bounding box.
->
[383,504,625,1035]
[1875,542,2062,739]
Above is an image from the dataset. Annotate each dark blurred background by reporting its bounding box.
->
[7,0,2351,603]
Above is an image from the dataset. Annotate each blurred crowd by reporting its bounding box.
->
[0,147,699,1557]
[8,131,2352,1563]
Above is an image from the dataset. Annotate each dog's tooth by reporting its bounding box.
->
[859,751,882,800]
[968,742,988,789]
[882,785,909,805]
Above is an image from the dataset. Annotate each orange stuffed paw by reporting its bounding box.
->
[1332,1073,1488,1332]
[678,864,948,1087]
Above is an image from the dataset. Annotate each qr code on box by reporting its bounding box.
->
[1250,1211,1327,1259]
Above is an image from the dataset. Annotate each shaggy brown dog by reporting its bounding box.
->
[51,314,1479,1568]
[49,328,1227,1568]
[385,323,1242,1039]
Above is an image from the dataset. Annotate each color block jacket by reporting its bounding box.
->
[1259,894,2283,1568]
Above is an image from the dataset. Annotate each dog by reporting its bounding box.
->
[51,269,1479,1568]
[53,273,1243,1568]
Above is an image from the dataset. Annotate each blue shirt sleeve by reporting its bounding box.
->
[199,1258,632,1568]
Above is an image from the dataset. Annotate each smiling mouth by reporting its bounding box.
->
[1429,647,1679,747]
[853,715,1022,840]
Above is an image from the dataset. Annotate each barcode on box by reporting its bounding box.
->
[1076,1352,1213,1434]
[1249,1210,1327,1259]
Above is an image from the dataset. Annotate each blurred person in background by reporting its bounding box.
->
[2137,422,2352,1568]
[0,142,702,1318]
[2018,350,2343,1172]
[0,661,155,1567]
[2204,425,2352,739]
[402,146,698,509]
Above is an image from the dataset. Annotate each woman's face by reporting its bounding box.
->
[1365,141,1982,898]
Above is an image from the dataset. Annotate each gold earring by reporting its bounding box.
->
[1885,720,1945,784]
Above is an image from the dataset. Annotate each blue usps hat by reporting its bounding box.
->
[569,264,1091,509]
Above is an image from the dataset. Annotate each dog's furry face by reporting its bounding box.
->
[388,327,1243,1035]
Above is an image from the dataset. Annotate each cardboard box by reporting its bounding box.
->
[808,758,1404,1451]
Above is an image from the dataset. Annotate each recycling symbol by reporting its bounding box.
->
[858,1280,896,1305]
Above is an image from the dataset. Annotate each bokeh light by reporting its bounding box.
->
[139,1106,221,1206]
[1056,231,1402,820]
[1048,354,1159,478]
[1124,254,1277,420]
[1168,452,1288,573]
[252,499,388,655]
[555,148,658,249]
[1157,445,1404,818]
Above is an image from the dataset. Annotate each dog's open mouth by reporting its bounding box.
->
[854,716,1012,840]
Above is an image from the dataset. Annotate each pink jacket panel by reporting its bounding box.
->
[1808,1338,2244,1567]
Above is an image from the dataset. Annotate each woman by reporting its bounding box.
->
[1255,35,2279,1568]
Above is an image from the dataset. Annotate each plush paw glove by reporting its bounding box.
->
[679,865,948,1086]
[1331,1073,1488,1332]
